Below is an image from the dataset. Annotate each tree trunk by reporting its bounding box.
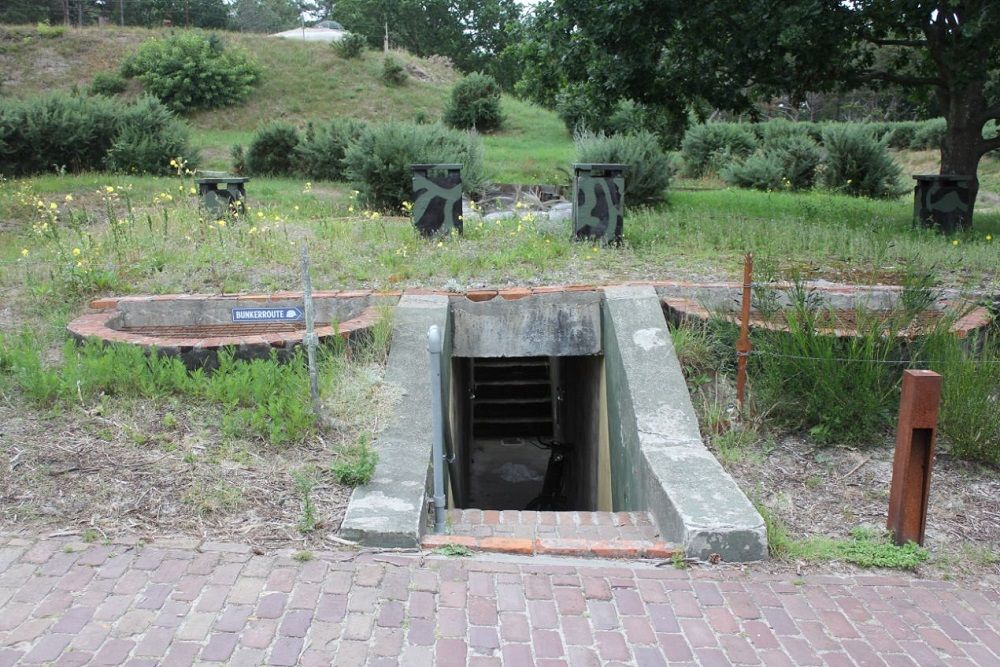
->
[939,82,988,224]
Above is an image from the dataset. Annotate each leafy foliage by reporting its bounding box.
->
[574,130,672,206]
[121,32,261,113]
[723,135,822,191]
[344,122,487,211]
[297,118,368,181]
[334,0,523,88]
[0,93,195,177]
[106,96,198,175]
[820,124,904,199]
[443,73,505,132]
[246,121,300,176]
[331,434,378,486]
[333,32,368,59]
[89,72,127,97]
[681,123,757,178]
[381,56,408,86]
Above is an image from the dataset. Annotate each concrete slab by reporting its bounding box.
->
[602,285,767,561]
[339,294,450,547]
[451,291,602,357]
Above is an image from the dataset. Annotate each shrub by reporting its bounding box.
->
[296,118,368,181]
[121,32,260,113]
[574,130,672,206]
[821,124,904,198]
[755,120,813,147]
[36,22,66,38]
[246,121,301,176]
[443,73,505,132]
[681,123,758,177]
[909,118,947,150]
[106,96,198,175]
[0,93,119,176]
[344,122,487,211]
[723,135,822,191]
[334,32,367,59]
[884,121,920,149]
[721,152,785,191]
[89,72,126,97]
[381,56,407,86]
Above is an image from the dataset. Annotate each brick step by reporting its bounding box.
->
[422,509,678,560]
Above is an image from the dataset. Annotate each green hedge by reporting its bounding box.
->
[0,93,197,176]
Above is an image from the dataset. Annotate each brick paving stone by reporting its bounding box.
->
[1,536,999,666]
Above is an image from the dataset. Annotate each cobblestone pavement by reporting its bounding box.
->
[1,535,998,666]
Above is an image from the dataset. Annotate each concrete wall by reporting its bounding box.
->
[116,295,383,329]
[339,294,450,547]
[451,292,602,358]
[603,286,768,562]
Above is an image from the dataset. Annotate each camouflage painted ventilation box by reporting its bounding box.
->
[195,171,250,217]
[913,174,975,233]
[411,163,463,237]
[573,163,626,244]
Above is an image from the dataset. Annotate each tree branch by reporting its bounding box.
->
[979,135,1000,156]
[981,105,1000,123]
[870,38,928,48]
[861,70,944,87]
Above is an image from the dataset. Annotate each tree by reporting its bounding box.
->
[230,0,301,32]
[332,0,522,87]
[517,1,1000,220]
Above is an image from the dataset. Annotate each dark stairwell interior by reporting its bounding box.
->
[449,355,606,512]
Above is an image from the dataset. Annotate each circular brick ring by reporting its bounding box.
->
[68,296,382,368]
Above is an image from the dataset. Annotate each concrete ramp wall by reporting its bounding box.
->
[602,286,767,561]
[339,294,450,547]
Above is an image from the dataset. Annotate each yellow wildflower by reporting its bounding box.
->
[21,248,29,257]
[189,187,197,195]
[952,239,959,246]
[105,186,114,193]
[49,202,58,210]
[72,247,81,256]
[217,219,226,228]
[987,234,993,242]
[64,194,73,203]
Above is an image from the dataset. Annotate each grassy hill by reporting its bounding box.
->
[0,24,576,177]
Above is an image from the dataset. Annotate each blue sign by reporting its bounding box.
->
[232,306,304,323]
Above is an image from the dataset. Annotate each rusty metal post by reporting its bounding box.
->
[735,253,753,410]
[887,370,943,546]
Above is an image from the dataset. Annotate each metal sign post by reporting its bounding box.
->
[887,369,943,546]
[300,245,321,421]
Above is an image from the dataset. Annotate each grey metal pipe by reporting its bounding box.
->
[427,325,447,533]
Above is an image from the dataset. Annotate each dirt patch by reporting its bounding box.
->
[0,360,395,551]
[711,430,1000,583]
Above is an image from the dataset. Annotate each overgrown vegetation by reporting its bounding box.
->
[574,130,673,206]
[297,119,369,182]
[344,122,488,211]
[0,93,197,176]
[333,32,367,59]
[759,503,930,569]
[443,73,505,133]
[89,71,127,97]
[381,56,408,87]
[121,32,260,113]
[820,125,904,199]
[246,121,301,176]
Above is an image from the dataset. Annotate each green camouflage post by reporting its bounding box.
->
[572,163,626,244]
[411,164,463,237]
[913,174,975,233]
[195,171,250,218]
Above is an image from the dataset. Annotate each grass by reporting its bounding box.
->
[482,96,575,183]
[757,502,930,570]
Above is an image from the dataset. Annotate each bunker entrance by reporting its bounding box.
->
[450,355,608,512]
